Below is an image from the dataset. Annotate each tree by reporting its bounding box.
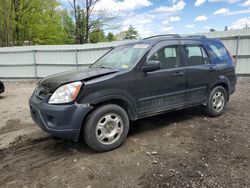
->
[210,28,216,32]
[243,24,249,30]
[0,0,13,46]
[90,28,106,43]
[106,32,116,42]
[85,0,97,43]
[0,0,42,46]
[0,0,118,46]
[69,0,86,44]
[124,25,139,40]
[61,10,75,44]
[0,0,68,46]
[68,0,117,44]
[29,0,67,45]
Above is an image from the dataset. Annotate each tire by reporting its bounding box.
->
[83,104,129,152]
[204,86,227,117]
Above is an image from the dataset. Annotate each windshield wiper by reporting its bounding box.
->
[100,66,112,69]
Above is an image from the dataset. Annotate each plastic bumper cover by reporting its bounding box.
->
[29,94,93,141]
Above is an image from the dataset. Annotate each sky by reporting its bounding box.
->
[61,0,250,37]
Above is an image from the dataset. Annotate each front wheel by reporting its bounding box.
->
[204,86,227,117]
[83,104,129,152]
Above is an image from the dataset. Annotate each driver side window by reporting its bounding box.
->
[148,46,180,69]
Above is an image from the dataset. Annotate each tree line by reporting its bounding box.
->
[0,0,139,47]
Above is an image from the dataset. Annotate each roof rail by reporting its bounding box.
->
[183,35,207,39]
[143,34,181,40]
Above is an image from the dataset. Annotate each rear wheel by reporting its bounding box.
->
[204,86,227,117]
[83,104,129,152]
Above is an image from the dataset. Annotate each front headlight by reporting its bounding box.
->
[48,81,82,104]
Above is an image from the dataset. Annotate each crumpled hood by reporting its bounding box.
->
[40,67,118,91]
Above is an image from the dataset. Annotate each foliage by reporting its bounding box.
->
[210,28,216,32]
[106,32,116,42]
[0,0,68,46]
[90,29,106,43]
[243,24,250,30]
[68,0,117,44]
[0,0,128,47]
[124,25,139,40]
[61,10,75,44]
[29,0,66,45]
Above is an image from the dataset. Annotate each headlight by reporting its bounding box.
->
[48,81,82,104]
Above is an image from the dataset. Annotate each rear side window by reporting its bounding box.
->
[207,41,231,63]
[183,45,209,66]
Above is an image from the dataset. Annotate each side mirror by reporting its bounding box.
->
[141,60,160,73]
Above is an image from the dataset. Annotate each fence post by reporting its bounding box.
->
[33,49,38,79]
[235,35,240,65]
[75,49,79,69]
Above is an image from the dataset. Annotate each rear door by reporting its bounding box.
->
[181,40,218,105]
[136,40,186,118]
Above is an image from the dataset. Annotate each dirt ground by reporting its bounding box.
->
[0,80,249,188]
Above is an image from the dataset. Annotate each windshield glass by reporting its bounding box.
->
[91,44,149,70]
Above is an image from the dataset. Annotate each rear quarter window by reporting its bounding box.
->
[206,41,231,64]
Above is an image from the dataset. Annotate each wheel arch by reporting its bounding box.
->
[92,98,137,121]
[82,95,137,122]
[210,80,230,101]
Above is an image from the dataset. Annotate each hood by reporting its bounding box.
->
[40,67,118,91]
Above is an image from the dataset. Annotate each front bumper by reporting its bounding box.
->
[29,93,93,141]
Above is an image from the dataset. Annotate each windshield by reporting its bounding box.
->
[91,44,149,70]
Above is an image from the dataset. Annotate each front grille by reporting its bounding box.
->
[35,85,50,100]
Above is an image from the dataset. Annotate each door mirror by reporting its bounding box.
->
[142,61,160,73]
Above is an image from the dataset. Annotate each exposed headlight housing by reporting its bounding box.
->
[48,81,82,104]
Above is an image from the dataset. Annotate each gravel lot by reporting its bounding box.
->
[0,81,249,188]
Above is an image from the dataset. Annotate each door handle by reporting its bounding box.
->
[173,71,184,77]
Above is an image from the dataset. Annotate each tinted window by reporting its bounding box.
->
[184,45,208,66]
[148,46,180,69]
[208,41,230,63]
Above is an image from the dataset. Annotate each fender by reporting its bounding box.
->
[209,75,230,95]
[77,89,138,120]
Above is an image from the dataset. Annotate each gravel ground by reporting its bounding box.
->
[0,81,249,188]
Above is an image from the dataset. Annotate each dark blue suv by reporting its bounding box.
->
[29,35,236,151]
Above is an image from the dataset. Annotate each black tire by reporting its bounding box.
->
[83,104,129,152]
[204,86,227,117]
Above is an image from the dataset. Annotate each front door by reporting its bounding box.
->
[136,41,186,118]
